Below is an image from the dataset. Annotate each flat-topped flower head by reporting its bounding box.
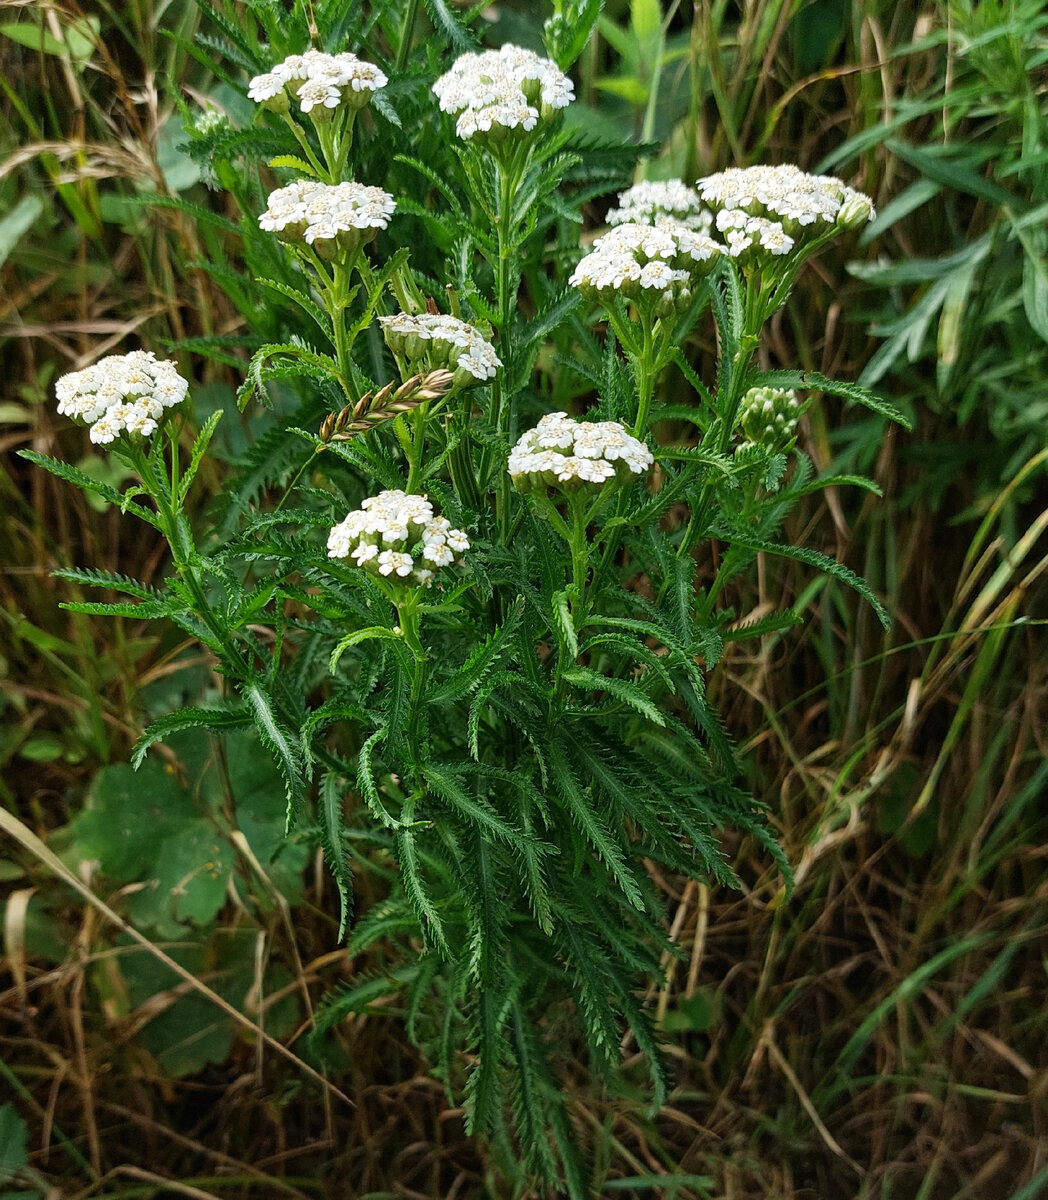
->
[327,490,469,588]
[248,49,387,115]
[260,181,395,259]
[378,313,501,387]
[738,385,808,452]
[433,44,573,145]
[697,164,875,240]
[55,350,189,445]
[607,180,713,235]
[509,413,653,495]
[569,221,720,311]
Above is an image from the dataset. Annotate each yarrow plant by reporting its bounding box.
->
[27,14,909,1196]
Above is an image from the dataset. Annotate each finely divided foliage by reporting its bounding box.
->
[25,10,893,1195]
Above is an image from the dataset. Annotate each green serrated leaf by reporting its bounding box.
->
[178,410,223,505]
[551,589,579,660]
[132,705,252,769]
[267,153,322,178]
[563,666,666,726]
[244,683,304,831]
[329,625,402,673]
[320,772,353,940]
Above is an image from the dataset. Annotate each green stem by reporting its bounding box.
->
[569,494,591,630]
[631,316,658,437]
[334,110,355,180]
[396,0,421,71]
[678,329,760,556]
[329,259,359,403]
[282,113,327,180]
[406,403,429,492]
[274,450,319,513]
[398,594,428,761]
[168,414,182,503]
[490,150,521,440]
[488,146,527,542]
[449,406,484,513]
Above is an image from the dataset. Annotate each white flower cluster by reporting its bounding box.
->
[378,313,501,385]
[569,222,721,307]
[508,412,653,493]
[697,164,875,238]
[327,490,469,587]
[607,180,713,235]
[432,44,574,142]
[739,385,807,450]
[248,49,387,116]
[259,181,395,253]
[55,351,189,445]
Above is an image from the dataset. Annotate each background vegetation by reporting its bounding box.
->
[2,1,1046,1197]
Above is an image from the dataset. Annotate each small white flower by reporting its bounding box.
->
[260,181,395,249]
[248,72,285,103]
[607,180,713,234]
[378,550,415,577]
[697,164,875,237]
[570,222,720,303]
[422,539,454,567]
[509,414,652,493]
[55,350,189,443]
[432,44,573,142]
[378,312,501,383]
[328,491,468,587]
[297,79,341,113]
[249,49,387,114]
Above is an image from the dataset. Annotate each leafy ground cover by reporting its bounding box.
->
[1,1,1046,1197]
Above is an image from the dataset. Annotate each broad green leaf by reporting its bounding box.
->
[0,14,98,60]
[0,195,42,269]
[0,1103,29,1182]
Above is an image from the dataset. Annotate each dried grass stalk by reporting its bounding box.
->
[317,370,454,446]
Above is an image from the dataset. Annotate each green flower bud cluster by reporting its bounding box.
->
[738,385,808,453]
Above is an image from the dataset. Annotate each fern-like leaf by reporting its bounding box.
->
[132,703,251,768]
